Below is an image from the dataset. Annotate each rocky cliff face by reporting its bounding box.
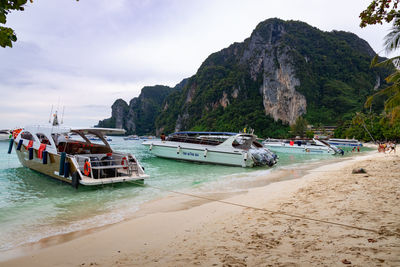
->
[99,18,390,137]
[97,83,183,135]
[239,22,306,124]
[155,18,389,136]
[112,99,129,129]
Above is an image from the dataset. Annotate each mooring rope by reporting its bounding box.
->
[127,180,380,234]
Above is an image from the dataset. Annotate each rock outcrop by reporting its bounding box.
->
[155,18,388,136]
[99,18,390,137]
[239,22,306,124]
[97,84,181,135]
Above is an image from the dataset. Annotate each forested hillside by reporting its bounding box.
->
[99,18,391,137]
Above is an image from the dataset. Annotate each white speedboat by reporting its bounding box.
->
[263,138,339,155]
[88,135,112,142]
[327,138,363,148]
[142,131,278,167]
[124,135,140,140]
[0,129,11,141]
[7,117,148,188]
[139,136,156,140]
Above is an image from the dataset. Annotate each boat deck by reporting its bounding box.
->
[80,173,149,185]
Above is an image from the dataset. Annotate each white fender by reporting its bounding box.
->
[149,143,153,151]
[177,146,181,154]
[204,148,208,157]
[243,152,248,161]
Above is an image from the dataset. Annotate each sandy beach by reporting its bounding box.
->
[2,149,400,266]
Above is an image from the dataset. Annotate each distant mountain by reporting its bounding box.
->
[99,18,391,137]
[97,80,187,135]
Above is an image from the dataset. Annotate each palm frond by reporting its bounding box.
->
[386,70,400,83]
[389,106,400,125]
[372,55,400,68]
[364,83,400,108]
[384,23,400,53]
[385,88,400,111]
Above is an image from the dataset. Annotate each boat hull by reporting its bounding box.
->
[15,144,75,184]
[327,142,362,147]
[14,143,148,186]
[0,134,11,141]
[264,144,334,154]
[144,142,254,167]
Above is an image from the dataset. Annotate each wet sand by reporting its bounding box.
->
[2,150,400,266]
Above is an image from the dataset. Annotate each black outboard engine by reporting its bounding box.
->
[101,154,116,178]
[249,147,277,167]
[90,156,101,178]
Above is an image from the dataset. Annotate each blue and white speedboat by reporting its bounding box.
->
[143,131,277,167]
[123,135,140,140]
[263,138,340,155]
[327,138,363,148]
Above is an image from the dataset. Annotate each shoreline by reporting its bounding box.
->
[2,149,399,266]
[0,152,352,259]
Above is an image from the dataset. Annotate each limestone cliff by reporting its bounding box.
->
[155,18,389,136]
[99,18,390,137]
[239,22,306,124]
[97,83,183,135]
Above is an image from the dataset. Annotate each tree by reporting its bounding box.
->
[290,117,308,138]
[364,22,400,123]
[1,0,78,48]
[360,0,400,27]
[361,1,400,125]
[0,0,30,48]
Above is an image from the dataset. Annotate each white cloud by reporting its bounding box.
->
[0,0,392,128]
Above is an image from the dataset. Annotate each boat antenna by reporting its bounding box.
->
[48,105,53,123]
[57,96,61,114]
[61,106,65,124]
[52,111,59,126]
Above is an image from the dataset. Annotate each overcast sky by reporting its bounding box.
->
[0,0,392,128]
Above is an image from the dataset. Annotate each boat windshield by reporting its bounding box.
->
[232,135,255,149]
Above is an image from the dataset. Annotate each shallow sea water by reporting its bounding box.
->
[0,137,364,252]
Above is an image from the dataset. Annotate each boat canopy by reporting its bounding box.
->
[170,131,238,136]
[71,128,126,136]
[22,126,125,136]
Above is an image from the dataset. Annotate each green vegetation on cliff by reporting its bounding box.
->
[97,85,178,135]
[155,19,390,137]
[100,19,392,138]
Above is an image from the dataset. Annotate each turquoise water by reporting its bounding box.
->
[0,137,363,252]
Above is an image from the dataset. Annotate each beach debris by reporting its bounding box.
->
[352,168,367,174]
[341,259,352,264]
[368,238,377,243]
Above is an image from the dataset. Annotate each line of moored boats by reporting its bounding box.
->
[4,115,363,189]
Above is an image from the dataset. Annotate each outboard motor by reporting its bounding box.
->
[101,153,116,178]
[249,147,277,167]
[90,156,101,179]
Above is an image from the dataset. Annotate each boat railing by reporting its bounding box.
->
[167,135,223,146]
[74,154,138,179]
